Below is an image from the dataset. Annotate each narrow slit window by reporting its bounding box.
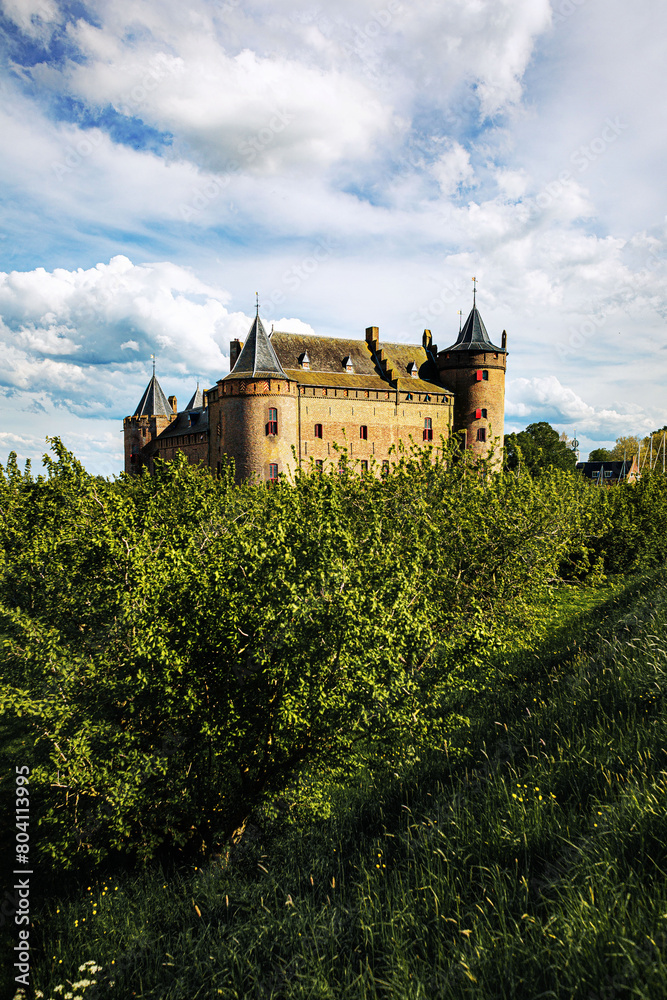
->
[266,407,278,435]
[423,417,433,441]
[360,425,368,439]
[314,423,323,438]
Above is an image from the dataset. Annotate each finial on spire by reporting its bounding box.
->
[151,353,156,377]
[472,276,477,307]
[458,309,463,333]
[255,291,260,316]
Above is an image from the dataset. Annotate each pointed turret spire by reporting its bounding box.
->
[227,304,288,379]
[133,371,172,417]
[442,291,505,353]
[185,381,204,410]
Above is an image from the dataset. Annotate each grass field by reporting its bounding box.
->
[21,569,667,999]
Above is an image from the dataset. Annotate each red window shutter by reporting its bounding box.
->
[475,408,482,419]
[476,370,483,381]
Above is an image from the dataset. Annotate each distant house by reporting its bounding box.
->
[576,457,639,485]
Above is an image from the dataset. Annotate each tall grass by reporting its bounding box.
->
[30,570,667,999]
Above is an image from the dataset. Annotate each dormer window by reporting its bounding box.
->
[407,361,418,379]
[300,351,310,370]
[342,355,354,373]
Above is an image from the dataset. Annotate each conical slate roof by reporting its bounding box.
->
[185,384,204,410]
[227,310,288,379]
[444,304,504,353]
[133,374,172,417]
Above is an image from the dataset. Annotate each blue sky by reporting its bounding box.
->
[1,0,666,473]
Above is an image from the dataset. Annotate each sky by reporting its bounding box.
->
[0,0,666,474]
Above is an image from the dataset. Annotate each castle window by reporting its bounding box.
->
[425,394,431,401]
[423,417,433,441]
[408,361,418,378]
[475,369,489,381]
[475,408,482,419]
[266,407,278,436]
[477,428,487,442]
[268,462,279,482]
[315,460,323,472]
[314,423,323,438]
[360,460,368,473]
[382,460,390,476]
[482,408,487,418]
[300,351,310,370]
[359,425,368,440]
[343,355,354,373]
[406,393,413,401]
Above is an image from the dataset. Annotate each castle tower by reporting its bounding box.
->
[436,294,507,465]
[123,369,176,473]
[206,306,297,483]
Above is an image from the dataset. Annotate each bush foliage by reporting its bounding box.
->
[1,439,666,869]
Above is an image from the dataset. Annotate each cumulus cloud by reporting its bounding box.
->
[506,375,649,436]
[0,256,256,418]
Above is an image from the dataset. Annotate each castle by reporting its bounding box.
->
[123,298,508,481]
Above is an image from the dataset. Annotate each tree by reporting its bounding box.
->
[610,436,640,461]
[588,448,612,462]
[504,422,577,475]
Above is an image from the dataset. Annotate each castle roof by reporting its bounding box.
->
[184,384,204,410]
[443,304,505,353]
[226,310,289,380]
[270,331,448,395]
[133,374,172,417]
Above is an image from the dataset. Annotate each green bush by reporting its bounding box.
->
[0,440,616,868]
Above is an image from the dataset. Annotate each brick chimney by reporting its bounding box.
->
[230,339,243,371]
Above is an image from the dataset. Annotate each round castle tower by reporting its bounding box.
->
[206,306,297,483]
[436,293,508,465]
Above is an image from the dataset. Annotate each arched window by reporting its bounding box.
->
[266,407,278,436]
[423,417,433,441]
[314,423,323,438]
[268,462,279,482]
[359,425,368,440]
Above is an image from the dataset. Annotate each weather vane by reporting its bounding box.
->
[255,291,260,315]
[472,276,477,306]
[151,353,156,377]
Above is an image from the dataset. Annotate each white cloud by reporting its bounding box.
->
[1,0,61,40]
[431,142,476,197]
[0,256,255,417]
